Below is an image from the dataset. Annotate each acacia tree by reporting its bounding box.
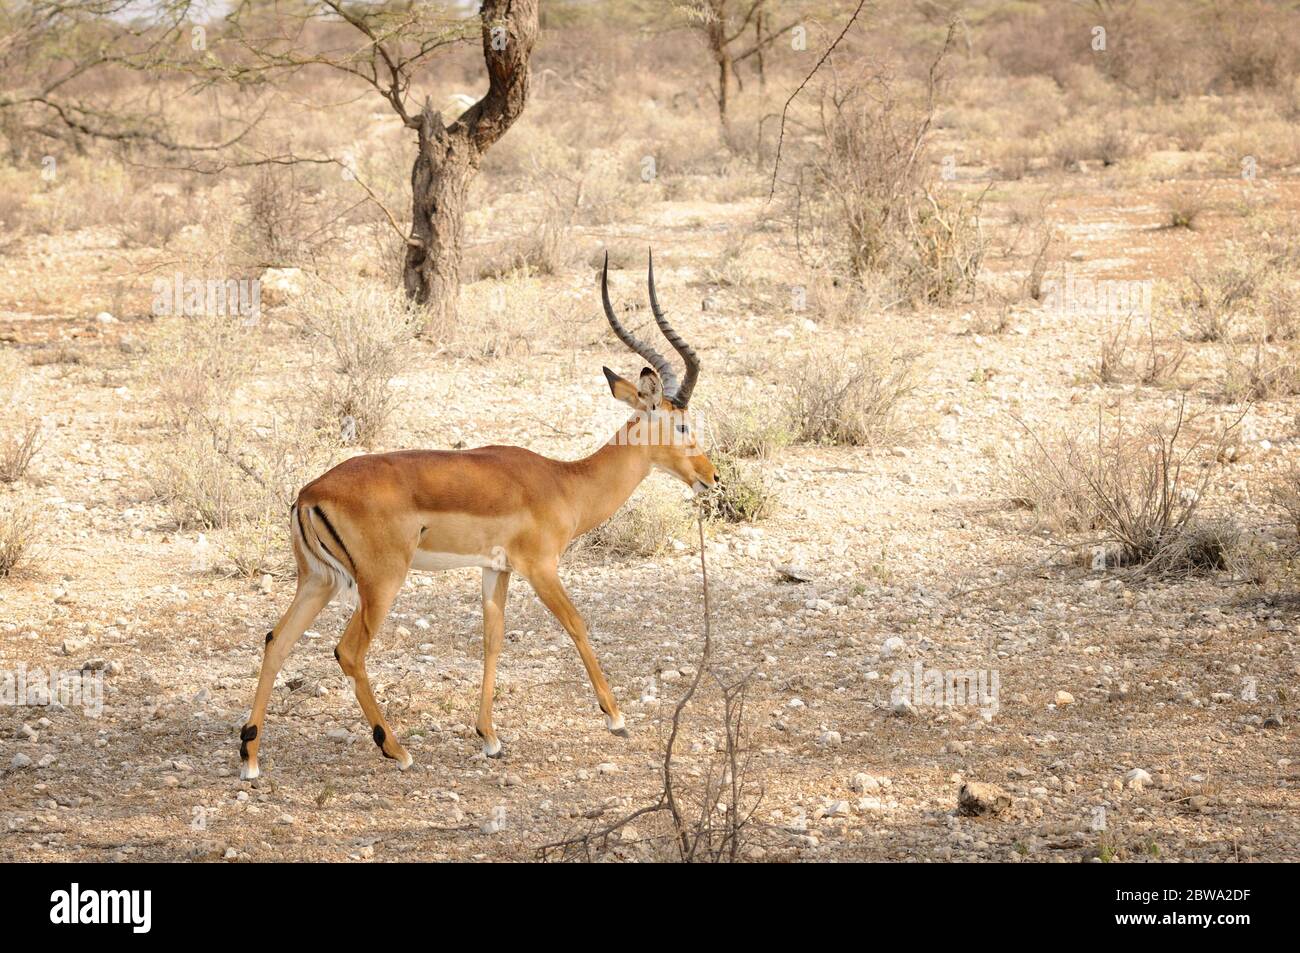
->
[0,0,539,332]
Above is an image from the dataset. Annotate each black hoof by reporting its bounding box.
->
[611,726,630,738]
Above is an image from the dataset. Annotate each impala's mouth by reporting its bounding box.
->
[692,479,711,495]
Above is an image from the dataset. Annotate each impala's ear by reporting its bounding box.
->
[637,367,664,408]
[603,366,641,407]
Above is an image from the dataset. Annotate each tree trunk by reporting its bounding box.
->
[402,0,538,335]
[403,112,473,335]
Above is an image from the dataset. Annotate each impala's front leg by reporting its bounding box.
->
[477,568,511,757]
[528,566,626,737]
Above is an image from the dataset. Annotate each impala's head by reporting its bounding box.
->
[600,251,719,495]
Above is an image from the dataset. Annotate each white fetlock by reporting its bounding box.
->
[396,751,414,770]
[606,712,625,733]
[482,736,503,758]
[240,760,260,781]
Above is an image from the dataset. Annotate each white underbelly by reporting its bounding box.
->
[411,546,510,573]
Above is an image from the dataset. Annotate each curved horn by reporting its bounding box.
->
[647,250,700,408]
[601,252,679,397]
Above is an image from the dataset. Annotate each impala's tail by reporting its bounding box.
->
[291,501,357,599]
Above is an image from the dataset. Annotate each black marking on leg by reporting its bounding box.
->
[240,724,258,742]
[265,630,274,645]
[373,724,386,748]
[240,740,249,760]
[333,646,341,663]
[475,727,485,739]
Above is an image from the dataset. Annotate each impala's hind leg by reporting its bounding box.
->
[241,576,334,780]
[476,568,512,757]
[334,577,411,769]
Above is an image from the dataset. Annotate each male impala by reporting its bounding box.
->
[239,253,718,779]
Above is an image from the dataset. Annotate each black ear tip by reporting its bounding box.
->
[602,366,618,385]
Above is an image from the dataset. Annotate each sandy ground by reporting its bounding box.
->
[2,166,1298,863]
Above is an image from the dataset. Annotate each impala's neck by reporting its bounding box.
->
[565,423,653,538]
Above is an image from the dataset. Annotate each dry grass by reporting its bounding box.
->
[785,350,916,447]
[292,278,423,447]
[700,453,778,524]
[1219,337,1300,402]
[0,496,36,577]
[585,488,694,558]
[0,419,41,483]
[1009,405,1238,575]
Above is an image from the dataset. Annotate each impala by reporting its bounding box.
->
[239,253,718,779]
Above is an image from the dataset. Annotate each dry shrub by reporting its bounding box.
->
[471,194,577,280]
[785,349,916,447]
[1179,251,1263,342]
[236,163,362,267]
[458,273,582,359]
[1051,115,1136,170]
[706,400,792,459]
[700,453,778,524]
[0,496,37,577]
[1162,186,1212,230]
[808,30,984,303]
[898,188,987,304]
[0,353,42,482]
[292,279,423,447]
[1010,404,1238,575]
[145,309,338,574]
[0,420,43,484]
[1269,467,1300,532]
[1097,315,1186,387]
[585,488,693,557]
[1219,336,1300,402]
[28,344,85,367]
[112,192,188,249]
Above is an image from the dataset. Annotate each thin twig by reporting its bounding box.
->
[768,0,870,201]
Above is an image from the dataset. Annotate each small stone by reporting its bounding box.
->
[276,814,295,825]
[957,781,1011,817]
[224,848,238,860]
[1125,768,1153,790]
[824,799,851,817]
[1054,691,1075,707]
[481,806,506,835]
[1262,714,1284,729]
[776,565,813,583]
[818,730,842,747]
[10,753,33,771]
[596,762,619,775]
[851,772,881,794]
[881,636,906,659]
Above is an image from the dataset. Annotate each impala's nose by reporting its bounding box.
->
[713,472,721,485]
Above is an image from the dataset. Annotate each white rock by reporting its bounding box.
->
[851,772,881,793]
[818,730,842,747]
[1054,691,1075,707]
[10,753,33,770]
[881,636,906,659]
[1125,768,1153,789]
